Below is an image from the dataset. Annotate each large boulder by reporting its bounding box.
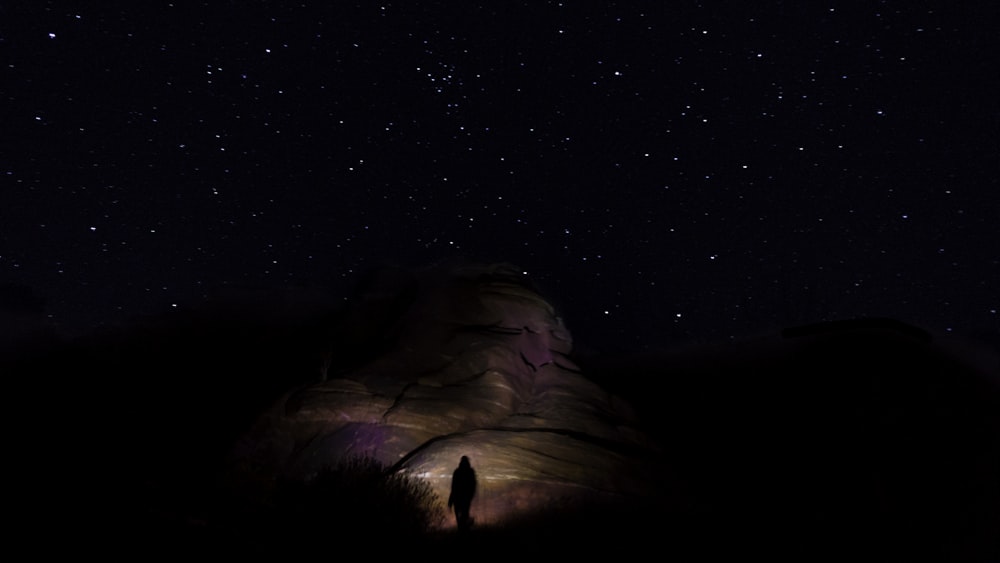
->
[224,263,662,528]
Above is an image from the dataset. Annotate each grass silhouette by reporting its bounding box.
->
[271,456,445,538]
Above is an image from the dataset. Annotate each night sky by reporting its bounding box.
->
[3,1,999,355]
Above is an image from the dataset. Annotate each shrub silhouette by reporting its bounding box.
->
[271,456,443,542]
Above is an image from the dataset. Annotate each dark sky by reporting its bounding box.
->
[2,1,998,355]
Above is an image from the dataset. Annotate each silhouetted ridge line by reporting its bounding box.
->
[781,317,931,342]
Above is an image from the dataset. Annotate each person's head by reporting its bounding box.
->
[460,455,470,467]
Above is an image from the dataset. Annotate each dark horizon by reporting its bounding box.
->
[3,263,1000,364]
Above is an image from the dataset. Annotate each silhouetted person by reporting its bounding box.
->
[448,455,476,531]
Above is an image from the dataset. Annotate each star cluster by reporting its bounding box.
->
[3,2,998,353]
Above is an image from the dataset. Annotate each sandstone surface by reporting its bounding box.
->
[226,263,662,527]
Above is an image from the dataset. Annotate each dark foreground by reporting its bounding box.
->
[5,309,998,560]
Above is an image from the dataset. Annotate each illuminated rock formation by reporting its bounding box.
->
[226,263,661,528]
